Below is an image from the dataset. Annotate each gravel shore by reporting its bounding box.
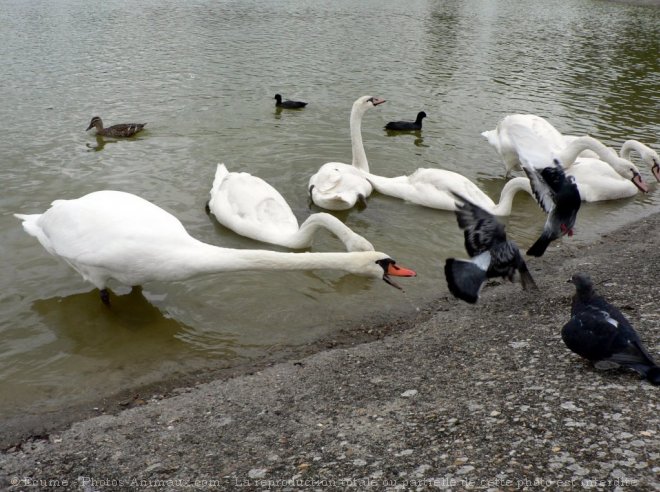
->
[1,212,659,491]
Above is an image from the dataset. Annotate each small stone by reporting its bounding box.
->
[401,389,418,398]
[248,468,267,479]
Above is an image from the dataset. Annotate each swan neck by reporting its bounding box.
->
[559,136,613,168]
[184,241,372,275]
[364,173,406,198]
[619,140,641,161]
[350,108,369,172]
[492,177,532,215]
[289,213,362,250]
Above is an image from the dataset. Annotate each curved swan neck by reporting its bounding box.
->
[492,177,533,215]
[287,213,373,251]
[619,140,652,162]
[559,136,617,168]
[182,240,377,276]
[350,106,369,172]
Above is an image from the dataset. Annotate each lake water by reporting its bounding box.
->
[1,0,658,426]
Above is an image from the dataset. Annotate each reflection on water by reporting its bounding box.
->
[2,288,237,415]
[1,0,659,424]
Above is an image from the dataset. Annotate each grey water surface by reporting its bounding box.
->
[1,0,658,421]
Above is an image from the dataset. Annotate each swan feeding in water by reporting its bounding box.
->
[15,190,416,305]
[482,114,649,201]
[208,163,374,251]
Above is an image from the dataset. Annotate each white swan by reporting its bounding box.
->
[562,136,660,180]
[208,163,374,251]
[482,114,649,201]
[308,95,386,211]
[617,140,659,182]
[365,169,533,216]
[14,191,416,304]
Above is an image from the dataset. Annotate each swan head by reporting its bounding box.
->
[621,140,660,182]
[373,256,416,290]
[610,156,649,193]
[638,147,660,182]
[353,96,386,115]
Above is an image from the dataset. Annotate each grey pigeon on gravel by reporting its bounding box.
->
[562,273,660,385]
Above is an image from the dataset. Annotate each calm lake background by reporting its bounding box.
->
[1,0,658,426]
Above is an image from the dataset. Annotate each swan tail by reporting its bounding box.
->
[526,232,553,257]
[14,213,42,238]
[481,129,498,147]
[444,258,487,304]
[211,163,229,198]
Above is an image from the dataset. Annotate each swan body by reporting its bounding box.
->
[365,168,533,216]
[308,96,385,211]
[208,164,374,251]
[565,158,638,201]
[482,114,649,200]
[14,191,416,304]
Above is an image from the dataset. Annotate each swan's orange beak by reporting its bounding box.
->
[382,261,416,290]
[386,263,416,277]
[652,162,660,182]
[632,172,649,193]
[372,97,386,106]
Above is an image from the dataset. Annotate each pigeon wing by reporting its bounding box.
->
[452,192,505,257]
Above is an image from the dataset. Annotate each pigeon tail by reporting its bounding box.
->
[518,263,538,290]
[527,231,553,257]
[646,366,660,386]
[444,258,487,304]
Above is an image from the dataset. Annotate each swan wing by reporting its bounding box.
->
[309,163,372,210]
[209,164,298,239]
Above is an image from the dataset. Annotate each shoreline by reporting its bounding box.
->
[1,211,659,489]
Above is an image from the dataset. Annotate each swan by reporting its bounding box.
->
[208,163,374,251]
[14,191,417,305]
[618,140,660,182]
[562,136,660,181]
[308,95,386,211]
[364,168,533,216]
[482,114,649,200]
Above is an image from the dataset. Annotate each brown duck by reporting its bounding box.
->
[86,116,146,137]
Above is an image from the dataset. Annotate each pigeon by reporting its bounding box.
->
[274,94,307,109]
[384,111,426,131]
[444,193,537,303]
[497,121,582,257]
[524,159,581,256]
[562,273,660,385]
